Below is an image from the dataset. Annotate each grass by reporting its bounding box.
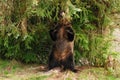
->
[0,59,120,80]
[28,75,49,80]
[78,67,118,80]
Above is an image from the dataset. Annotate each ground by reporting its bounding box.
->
[0,59,120,80]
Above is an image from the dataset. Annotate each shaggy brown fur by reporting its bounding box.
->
[48,18,77,72]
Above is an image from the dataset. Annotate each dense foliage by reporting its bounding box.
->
[0,0,119,66]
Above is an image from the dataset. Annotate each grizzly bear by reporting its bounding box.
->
[48,16,77,72]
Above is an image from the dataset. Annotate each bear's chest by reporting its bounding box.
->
[57,27,66,39]
[55,40,72,51]
[54,40,74,61]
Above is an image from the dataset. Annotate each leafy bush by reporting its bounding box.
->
[0,0,119,66]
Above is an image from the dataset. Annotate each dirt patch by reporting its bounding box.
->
[112,28,120,52]
[111,13,120,53]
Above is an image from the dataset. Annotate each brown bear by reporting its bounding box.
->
[48,17,77,72]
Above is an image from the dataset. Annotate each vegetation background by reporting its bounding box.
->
[0,0,120,80]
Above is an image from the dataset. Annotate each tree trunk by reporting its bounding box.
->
[12,0,28,35]
[21,17,27,35]
[0,1,6,26]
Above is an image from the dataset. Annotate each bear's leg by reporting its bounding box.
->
[62,54,77,72]
[48,52,60,70]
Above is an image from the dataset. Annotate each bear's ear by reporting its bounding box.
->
[65,27,74,41]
